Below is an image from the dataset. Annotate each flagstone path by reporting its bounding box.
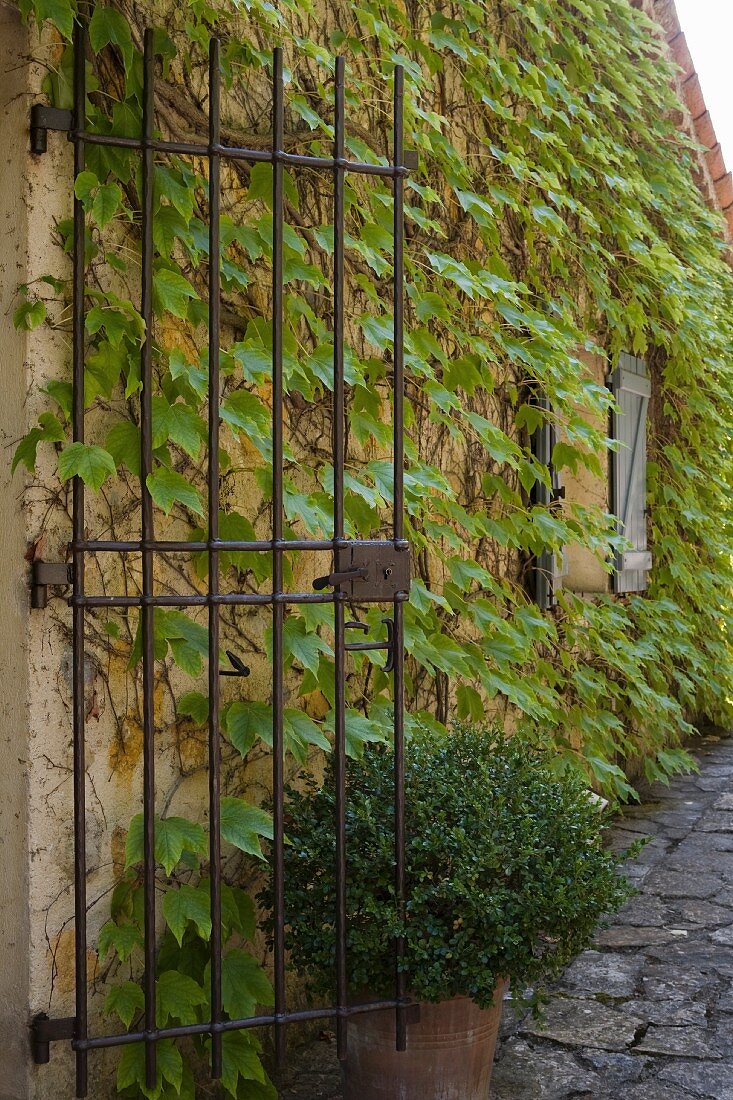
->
[279,732,733,1099]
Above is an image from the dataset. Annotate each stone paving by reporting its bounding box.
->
[278,732,733,1099]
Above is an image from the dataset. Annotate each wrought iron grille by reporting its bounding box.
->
[29,17,413,1097]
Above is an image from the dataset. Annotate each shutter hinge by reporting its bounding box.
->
[30,104,74,155]
[30,1014,76,1064]
[31,561,74,609]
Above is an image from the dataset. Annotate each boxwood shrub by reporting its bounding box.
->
[276,725,632,1010]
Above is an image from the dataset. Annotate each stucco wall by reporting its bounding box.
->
[0,10,122,1094]
[0,7,32,1098]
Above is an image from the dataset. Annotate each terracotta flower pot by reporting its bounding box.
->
[342,983,507,1100]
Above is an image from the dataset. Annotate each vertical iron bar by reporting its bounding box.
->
[332,55,348,1062]
[271,45,287,1071]
[71,13,88,1098]
[392,63,407,1054]
[207,37,224,1081]
[140,29,157,1091]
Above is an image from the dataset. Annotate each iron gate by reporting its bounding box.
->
[29,16,413,1096]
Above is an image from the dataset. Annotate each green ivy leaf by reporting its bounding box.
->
[86,341,127,403]
[178,691,209,725]
[98,920,144,963]
[156,970,206,1027]
[220,390,271,460]
[152,397,204,459]
[220,797,273,859]
[125,814,207,876]
[284,709,330,756]
[169,348,208,399]
[58,442,116,490]
[74,171,99,204]
[104,981,144,1029]
[92,182,123,229]
[46,380,72,421]
[106,420,141,476]
[89,5,134,72]
[153,268,199,319]
[282,616,333,676]
[13,298,46,331]
[222,884,256,942]
[324,710,390,758]
[12,413,65,474]
[146,467,204,516]
[223,701,271,756]
[220,949,274,1018]
[117,1039,183,1100]
[30,0,75,40]
[163,883,212,946]
[220,1030,268,1097]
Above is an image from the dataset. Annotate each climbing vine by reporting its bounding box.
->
[13,0,733,1095]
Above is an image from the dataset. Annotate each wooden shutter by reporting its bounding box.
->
[610,353,652,594]
[532,393,568,610]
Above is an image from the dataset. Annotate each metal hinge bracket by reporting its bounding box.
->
[31,561,73,609]
[30,1014,76,1064]
[30,104,73,155]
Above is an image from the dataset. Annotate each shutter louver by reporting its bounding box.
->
[610,353,652,594]
[532,392,568,610]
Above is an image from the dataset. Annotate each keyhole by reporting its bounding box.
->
[384,567,393,579]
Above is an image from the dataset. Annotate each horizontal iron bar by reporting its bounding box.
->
[72,998,414,1051]
[70,592,338,607]
[71,590,411,608]
[72,539,337,553]
[344,641,390,652]
[72,539,410,554]
[66,130,413,176]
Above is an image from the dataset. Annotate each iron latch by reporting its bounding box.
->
[30,1014,76,1064]
[31,561,73,609]
[344,617,398,672]
[313,567,368,591]
[313,541,410,602]
[219,649,251,677]
[30,105,74,155]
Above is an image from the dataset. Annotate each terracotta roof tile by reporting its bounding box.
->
[682,72,705,121]
[669,31,695,81]
[693,110,718,152]
[716,172,733,211]
[706,143,727,183]
[654,1,732,242]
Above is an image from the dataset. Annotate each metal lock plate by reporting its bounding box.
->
[335,540,411,602]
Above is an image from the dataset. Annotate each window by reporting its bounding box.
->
[609,353,652,593]
[531,392,567,609]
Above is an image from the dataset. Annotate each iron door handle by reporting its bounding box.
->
[312,567,368,591]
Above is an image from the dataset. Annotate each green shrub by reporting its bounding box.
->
[276,725,632,1010]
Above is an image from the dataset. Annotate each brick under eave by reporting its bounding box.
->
[632,0,733,246]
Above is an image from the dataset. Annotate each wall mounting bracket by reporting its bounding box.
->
[30,1014,76,1064]
[31,561,74,609]
[30,104,73,154]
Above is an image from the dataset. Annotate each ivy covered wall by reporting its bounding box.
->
[6,0,733,1095]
